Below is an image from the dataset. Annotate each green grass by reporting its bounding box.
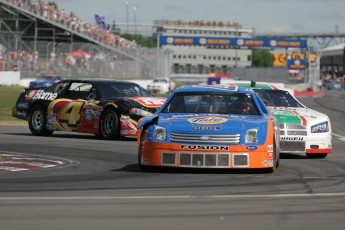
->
[0,85,26,123]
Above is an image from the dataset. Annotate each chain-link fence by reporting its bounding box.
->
[0,40,163,80]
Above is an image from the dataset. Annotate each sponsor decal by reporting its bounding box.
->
[32,90,58,101]
[244,40,264,47]
[268,152,274,160]
[18,102,28,109]
[120,115,138,131]
[281,137,304,141]
[270,40,277,47]
[304,114,317,118]
[192,125,221,131]
[129,130,136,135]
[129,97,166,108]
[207,39,230,46]
[262,160,269,167]
[269,160,274,167]
[121,130,129,135]
[199,38,207,45]
[267,145,274,153]
[188,116,228,125]
[246,146,258,151]
[199,136,211,141]
[180,145,229,151]
[271,109,307,126]
[26,90,38,100]
[174,38,193,45]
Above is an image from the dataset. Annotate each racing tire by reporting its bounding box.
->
[100,107,121,140]
[138,155,151,172]
[28,104,53,136]
[138,130,152,172]
[307,153,328,159]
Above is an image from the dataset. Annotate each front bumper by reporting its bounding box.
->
[140,142,276,169]
[12,106,27,120]
[279,133,332,155]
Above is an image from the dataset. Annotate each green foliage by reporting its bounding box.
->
[121,34,157,48]
[251,49,275,67]
[47,1,58,9]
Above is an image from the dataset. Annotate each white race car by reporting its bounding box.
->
[146,78,175,94]
[233,82,332,158]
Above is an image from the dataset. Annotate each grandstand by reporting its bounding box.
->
[0,0,155,79]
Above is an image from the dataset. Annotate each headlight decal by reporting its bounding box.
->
[129,108,153,117]
[155,126,167,140]
[311,122,328,133]
[245,128,258,144]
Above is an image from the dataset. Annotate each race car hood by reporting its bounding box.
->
[124,97,166,108]
[268,107,330,127]
[157,113,268,134]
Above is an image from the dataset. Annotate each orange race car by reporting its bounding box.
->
[137,84,280,172]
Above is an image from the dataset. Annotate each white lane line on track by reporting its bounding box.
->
[333,133,345,142]
[1,193,345,200]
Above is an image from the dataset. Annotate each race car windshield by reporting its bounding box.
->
[254,89,304,108]
[162,92,260,115]
[98,82,152,98]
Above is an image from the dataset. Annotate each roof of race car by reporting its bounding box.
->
[173,84,257,94]
[227,81,280,90]
[59,78,135,84]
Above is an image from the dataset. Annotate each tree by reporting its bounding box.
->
[121,34,157,48]
[48,2,58,9]
[251,49,275,67]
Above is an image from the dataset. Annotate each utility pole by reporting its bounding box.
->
[125,1,129,34]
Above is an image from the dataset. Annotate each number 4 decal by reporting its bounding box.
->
[49,99,85,131]
[59,101,84,125]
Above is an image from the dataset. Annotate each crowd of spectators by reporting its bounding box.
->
[1,0,157,78]
[322,71,345,90]
[4,0,139,53]
[0,47,122,78]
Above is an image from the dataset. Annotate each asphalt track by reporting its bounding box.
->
[0,90,345,230]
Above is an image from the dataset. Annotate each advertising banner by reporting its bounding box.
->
[159,35,307,49]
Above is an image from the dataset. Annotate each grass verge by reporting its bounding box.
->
[0,85,26,125]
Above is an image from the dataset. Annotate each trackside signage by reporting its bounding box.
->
[159,35,307,49]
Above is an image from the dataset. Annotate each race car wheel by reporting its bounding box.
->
[28,104,53,136]
[100,107,120,140]
[138,130,151,172]
[307,153,328,159]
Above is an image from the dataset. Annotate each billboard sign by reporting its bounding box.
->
[159,35,307,49]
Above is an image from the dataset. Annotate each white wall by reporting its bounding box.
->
[0,71,21,85]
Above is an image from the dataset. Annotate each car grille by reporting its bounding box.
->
[279,124,307,136]
[161,152,176,165]
[280,141,305,152]
[162,152,230,168]
[170,132,240,144]
[232,154,249,167]
[161,152,249,168]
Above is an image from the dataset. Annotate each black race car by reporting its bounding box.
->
[12,79,166,140]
